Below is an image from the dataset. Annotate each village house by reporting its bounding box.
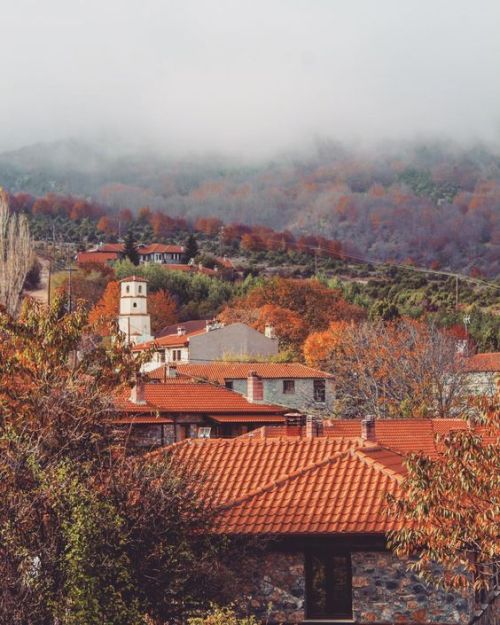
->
[110,377,290,446]
[161,416,498,625]
[134,322,279,368]
[464,352,499,396]
[148,362,335,412]
[137,243,184,264]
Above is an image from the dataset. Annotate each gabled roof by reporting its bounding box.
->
[171,362,333,383]
[465,352,500,373]
[113,382,287,415]
[95,243,125,253]
[248,419,471,458]
[133,328,206,351]
[138,244,184,254]
[157,417,495,536]
[216,446,405,534]
[76,251,120,264]
[161,436,404,535]
[157,319,210,338]
[164,436,361,507]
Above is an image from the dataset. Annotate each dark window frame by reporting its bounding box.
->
[305,547,352,620]
[313,379,326,403]
[283,379,296,395]
[225,380,234,390]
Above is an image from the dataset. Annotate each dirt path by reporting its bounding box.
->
[25,257,50,305]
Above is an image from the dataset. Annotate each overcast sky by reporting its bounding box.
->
[1,0,499,157]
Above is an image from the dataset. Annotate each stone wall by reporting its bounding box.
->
[231,378,335,413]
[239,550,305,624]
[237,547,478,625]
[352,552,474,624]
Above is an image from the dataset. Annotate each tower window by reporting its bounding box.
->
[126,285,130,294]
[138,285,142,293]
[133,302,137,308]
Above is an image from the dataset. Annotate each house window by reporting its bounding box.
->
[158,350,165,363]
[313,379,326,402]
[225,380,234,390]
[283,380,295,394]
[305,548,352,620]
[172,349,182,361]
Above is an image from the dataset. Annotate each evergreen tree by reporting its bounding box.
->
[184,234,199,262]
[123,230,140,266]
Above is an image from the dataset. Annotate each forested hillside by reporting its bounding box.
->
[1,139,499,275]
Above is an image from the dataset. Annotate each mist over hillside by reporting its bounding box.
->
[1,138,499,275]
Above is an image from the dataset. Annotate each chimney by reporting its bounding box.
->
[306,414,324,438]
[177,326,186,336]
[130,376,146,405]
[247,371,264,403]
[264,323,276,339]
[361,415,376,442]
[163,364,177,382]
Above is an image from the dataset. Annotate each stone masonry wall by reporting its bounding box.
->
[351,552,474,624]
[237,548,477,625]
[239,550,305,624]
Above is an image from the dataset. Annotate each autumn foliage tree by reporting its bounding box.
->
[219,278,365,356]
[88,280,120,335]
[149,289,178,334]
[0,298,246,625]
[388,392,499,591]
[310,319,470,418]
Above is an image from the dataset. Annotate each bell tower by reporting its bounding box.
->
[118,275,153,345]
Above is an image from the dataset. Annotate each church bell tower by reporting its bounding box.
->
[118,275,153,345]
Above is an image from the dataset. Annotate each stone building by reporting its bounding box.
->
[148,362,335,412]
[110,377,290,447]
[464,352,499,396]
[161,417,498,625]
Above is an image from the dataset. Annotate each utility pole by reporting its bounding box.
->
[455,275,459,310]
[47,261,52,307]
[67,266,75,313]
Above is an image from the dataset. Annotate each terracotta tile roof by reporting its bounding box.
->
[245,419,473,458]
[158,417,496,536]
[139,244,184,254]
[156,319,210,338]
[114,382,287,415]
[133,328,206,351]
[109,416,174,424]
[465,352,500,372]
[95,243,125,253]
[164,436,361,507]
[172,362,333,383]
[76,251,120,264]
[209,415,286,423]
[216,446,405,535]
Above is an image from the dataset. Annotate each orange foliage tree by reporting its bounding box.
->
[149,289,178,334]
[312,319,470,418]
[219,278,365,357]
[389,392,499,591]
[303,321,350,369]
[88,280,120,335]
